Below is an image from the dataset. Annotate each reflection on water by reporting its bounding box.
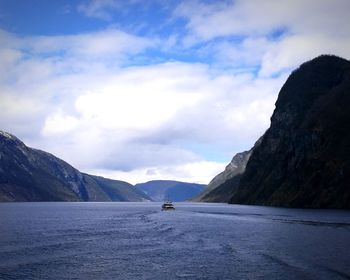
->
[0,202,349,279]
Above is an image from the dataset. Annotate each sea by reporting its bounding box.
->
[0,202,349,280]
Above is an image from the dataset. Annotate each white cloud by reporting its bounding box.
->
[176,0,350,40]
[176,0,350,76]
[42,110,80,135]
[213,37,272,67]
[73,63,204,130]
[259,34,350,77]
[88,160,227,185]
[35,61,283,173]
[77,0,121,20]
[0,27,156,139]
[28,29,155,61]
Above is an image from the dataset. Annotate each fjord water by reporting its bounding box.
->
[0,203,349,280]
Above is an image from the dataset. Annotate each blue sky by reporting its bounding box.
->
[1,1,177,36]
[0,0,349,184]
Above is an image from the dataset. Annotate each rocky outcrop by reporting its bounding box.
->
[230,55,350,208]
[0,131,150,202]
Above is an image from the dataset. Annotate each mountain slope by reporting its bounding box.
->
[86,175,150,202]
[192,149,253,202]
[135,180,206,202]
[230,55,350,208]
[0,131,150,202]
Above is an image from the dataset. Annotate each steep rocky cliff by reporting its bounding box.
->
[230,55,350,208]
[192,150,252,202]
[0,131,150,202]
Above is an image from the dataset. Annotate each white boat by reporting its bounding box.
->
[162,201,175,210]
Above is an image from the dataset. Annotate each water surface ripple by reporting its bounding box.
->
[0,202,349,279]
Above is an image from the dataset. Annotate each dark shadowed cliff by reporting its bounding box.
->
[0,131,150,202]
[230,55,350,208]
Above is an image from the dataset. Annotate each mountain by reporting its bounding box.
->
[0,131,150,202]
[200,55,350,208]
[192,149,253,202]
[83,175,151,202]
[228,55,350,208]
[135,180,206,202]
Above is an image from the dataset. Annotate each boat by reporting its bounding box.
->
[162,201,175,210]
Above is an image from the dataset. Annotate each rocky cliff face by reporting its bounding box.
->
[230,55,350,208]
[192,150,253,202]
[0,131,150,202]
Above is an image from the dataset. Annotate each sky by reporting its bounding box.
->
[0,0,349,184]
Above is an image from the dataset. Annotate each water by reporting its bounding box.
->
[0,202,349,280]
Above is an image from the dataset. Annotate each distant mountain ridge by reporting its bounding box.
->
[0,131,150,202]
[200,55,350,208]
[135,180,206,202]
